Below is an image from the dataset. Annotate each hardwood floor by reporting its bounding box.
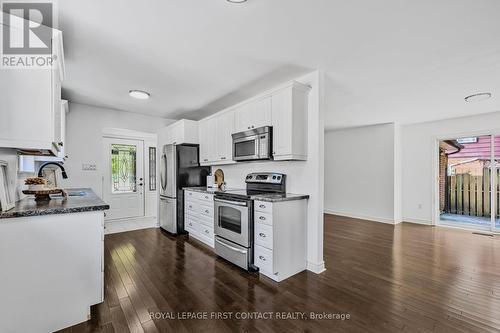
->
[58,215,500,333]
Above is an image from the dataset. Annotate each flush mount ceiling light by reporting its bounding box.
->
[129,90,150,100]
[464,92,492,103]
[227,0,247,3]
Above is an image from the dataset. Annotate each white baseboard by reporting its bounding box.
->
[403,217,432,225]
[324,209,396,225]
[307,261,326,274]
[104,216,157,234]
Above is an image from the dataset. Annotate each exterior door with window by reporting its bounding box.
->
[103,138,144,220]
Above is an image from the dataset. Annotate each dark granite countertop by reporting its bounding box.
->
[249,193,310,202]
[183,187,309,202]
[0,188,109,220]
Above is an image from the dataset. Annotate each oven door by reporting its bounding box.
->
[233,135,260,161]
[214,198,251,247]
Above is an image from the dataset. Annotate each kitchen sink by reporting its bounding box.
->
[51,191,87,198]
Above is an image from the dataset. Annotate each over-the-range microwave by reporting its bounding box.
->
[232,126,272,162]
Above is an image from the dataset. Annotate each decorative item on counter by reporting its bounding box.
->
[23,176,63,202]
[214,169,224,188]
[207,174,216,188]
[24,177,47,191]
[41,169,58,189]
[0,161,15,212]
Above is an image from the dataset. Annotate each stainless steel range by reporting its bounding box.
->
[214,172,286,271]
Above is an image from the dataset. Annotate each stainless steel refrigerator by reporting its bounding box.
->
[159,144,210,234]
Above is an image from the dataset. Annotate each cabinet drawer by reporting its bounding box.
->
[194,192,214,203]
[254,200,272,214]
[198,213,214,227]
[255,222,273,249]
[199,203,214,218]
[199,225,214,239]
[255,211,272,226]
[255,245,273,275]
[185,200,197,214]
[185,218,198,234]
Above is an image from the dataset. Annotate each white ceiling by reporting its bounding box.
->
[58,0,500,130]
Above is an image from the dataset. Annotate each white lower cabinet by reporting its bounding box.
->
[184,190,214,247]
[253,199,308,282]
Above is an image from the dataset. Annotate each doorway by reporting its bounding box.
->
[438,135,500,232]
[103,137,145,220]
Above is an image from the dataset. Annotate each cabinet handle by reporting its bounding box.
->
[259,256,266,261]
[259,204,266,209]
[259,216,266,220]
[204,159,208,162]
[251,126,255,129]
[247,126,251,129]
[205,230,209,234]
[204,196,209,199]
[205,210,209,214]
[259,233,266,238]
[188,193,192,196]
[189,223,192,226]
[221,157,226,160]
[188,205,193,209]
[58,141,63,147]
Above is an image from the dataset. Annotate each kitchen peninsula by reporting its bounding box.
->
[0,188,109,333]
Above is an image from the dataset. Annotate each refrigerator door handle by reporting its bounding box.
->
[160,154,167,191]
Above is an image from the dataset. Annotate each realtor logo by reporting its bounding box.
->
[1,1,56,68]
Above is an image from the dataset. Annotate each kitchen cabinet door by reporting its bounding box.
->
[271,83,310,161]
[234,96,272,133]
[215,110,235,163]
[199,117,217,164]
[253,96,272,129]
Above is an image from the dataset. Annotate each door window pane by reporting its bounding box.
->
[219,206,242,233]
[149,147,156,191]
[111,144,137,193]
[495,136,500,229]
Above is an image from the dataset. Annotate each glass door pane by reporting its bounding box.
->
[111,144,137,193]
[440,135,492,229]
[494,136,500,230]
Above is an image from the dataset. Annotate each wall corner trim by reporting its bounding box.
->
[307,261,326,274]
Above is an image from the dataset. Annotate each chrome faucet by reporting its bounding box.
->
[37,162,68,179]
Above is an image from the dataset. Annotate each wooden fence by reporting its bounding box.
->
[446,168,500,218]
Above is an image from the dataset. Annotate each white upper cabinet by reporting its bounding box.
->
[199,111,235,166]
[215,110,235,163]
[197,80,310,165]
[271,82,310,161]
[0,30,65,155]
[234,96,272,133]
[159,119,199,146]
[199,117,217,164]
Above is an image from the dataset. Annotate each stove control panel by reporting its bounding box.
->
[245,173,285,184]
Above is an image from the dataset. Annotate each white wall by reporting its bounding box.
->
[402,111,500,224]
[212,71,325,273]
[63,103,174,197]
[324,123,401,224]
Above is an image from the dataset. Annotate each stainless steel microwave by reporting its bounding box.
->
[232,126,272,162]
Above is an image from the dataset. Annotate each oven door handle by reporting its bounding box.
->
[216,238,247,254]
[214,198,248,207]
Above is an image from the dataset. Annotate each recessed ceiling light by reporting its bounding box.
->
[129,90,150,100]
[227,0,247,3]
[464,92,491,103]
